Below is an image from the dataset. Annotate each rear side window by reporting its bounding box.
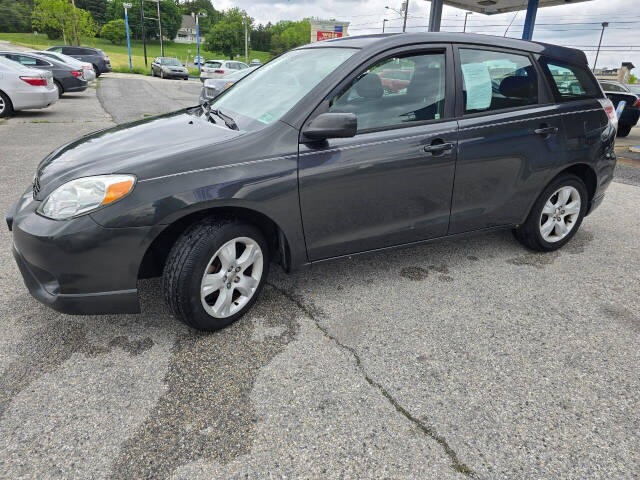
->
[460,48,538,114]
[539,57,601,101]
[206,61,222,68]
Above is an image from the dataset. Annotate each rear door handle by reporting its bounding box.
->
[423,142,454,155]
[534,126,558,136]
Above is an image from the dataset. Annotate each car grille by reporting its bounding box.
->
[32,175,41,199]
[205,87,217,98]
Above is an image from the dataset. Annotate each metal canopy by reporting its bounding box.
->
[443,0,594,15]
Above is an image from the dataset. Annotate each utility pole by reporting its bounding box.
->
[139,0,147,66]
[402,0,409,33]
[593,21,609,72]
[124,3,133,69]
[70,0,80,45]
[243,17,248,64]
[192,12,206,70]
[156,0,163,57]
[463,11,472,33]
[382,19,388,32]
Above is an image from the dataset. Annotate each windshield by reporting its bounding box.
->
[162,58,181,66]
[211,47,357,129]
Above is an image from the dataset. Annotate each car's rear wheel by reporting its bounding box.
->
[514,174,588,252]
[54,80,63,98]
[93,65,101,78]
[0,90,13,118]
[163,218,269,331]
[617,124,632,137]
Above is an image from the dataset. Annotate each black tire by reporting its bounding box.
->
[163,217,270,331]
[513,174,588,252]
[617,124,632,137]
[54,80,63,98]
[93,65,101,78]
[160,70,164,79]
[0,90,13,118]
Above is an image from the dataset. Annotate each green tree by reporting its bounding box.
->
[204,7,251,59]
[106,0,181,41]
[76,0,107,26]
[0,0,33,32]
[31,0,97,44]
[100,18,126,44]
[630,74,637,85]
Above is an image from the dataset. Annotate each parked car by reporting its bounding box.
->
[627,84,640,95]
[599,80,640,137]
[199,66,257,104]
[6,33,617,332]
[46,46,111,76]
[249,59,262,66]
[193,55,205,66]
[151,57,189,80]
[30,50,96,82]
[0,51,87,98]
[0,56,58,117]
[200,59,249,82]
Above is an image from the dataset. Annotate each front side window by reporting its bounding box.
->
[212,47,357,129]
[460,48,538,114]
[328,52,446,131]
[539,57,601,101]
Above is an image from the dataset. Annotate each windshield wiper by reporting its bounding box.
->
[210,108,239,131]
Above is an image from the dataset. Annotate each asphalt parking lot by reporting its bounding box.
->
[0,74,639,479]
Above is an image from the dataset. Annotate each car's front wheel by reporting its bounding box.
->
[514,174,588,251]
[163,218,269,331]
[617,124,632,137]
[54,80,63,98]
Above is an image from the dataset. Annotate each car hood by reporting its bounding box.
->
[35,109,244,199]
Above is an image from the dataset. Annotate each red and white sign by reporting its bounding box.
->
[316,31,343,41]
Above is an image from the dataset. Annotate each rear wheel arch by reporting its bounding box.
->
[138,206,292,280]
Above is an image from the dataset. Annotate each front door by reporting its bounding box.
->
[298,47,458,261]
[449,46,567,234]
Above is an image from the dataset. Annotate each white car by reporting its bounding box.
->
[199,59,249,82]
[0,56,58,117]
[29,50,96,82]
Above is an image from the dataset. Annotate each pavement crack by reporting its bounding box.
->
[266,282,478,479]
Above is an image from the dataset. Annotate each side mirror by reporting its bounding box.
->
[302,113,357,141]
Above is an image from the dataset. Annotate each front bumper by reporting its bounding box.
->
[7,192,159,315]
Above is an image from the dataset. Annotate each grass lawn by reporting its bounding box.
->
[0,33,271,75]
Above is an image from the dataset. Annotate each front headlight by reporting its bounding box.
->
[38,174,136,220]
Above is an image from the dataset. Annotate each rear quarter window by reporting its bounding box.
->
[539,57,602,102]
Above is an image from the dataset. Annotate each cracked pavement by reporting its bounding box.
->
[0,73,638,479]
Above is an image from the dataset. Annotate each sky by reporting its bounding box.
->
[213,0,638,71]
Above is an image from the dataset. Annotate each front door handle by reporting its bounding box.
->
[534,126,558,137]
[423,142,454,155]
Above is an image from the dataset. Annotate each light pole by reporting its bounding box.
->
[243,16,248,64]
[123,3,133,69]
[192,11,206,70]
[402,0,409,33]
[145,0,163,57]
[463,12,472,33]
[593,21,609,72]
[382,19,388,32]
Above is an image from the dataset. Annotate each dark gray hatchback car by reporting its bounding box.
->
[46,45,112,76]
[7,33,617,331]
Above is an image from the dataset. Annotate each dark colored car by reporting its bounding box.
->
[151,57,189,80]
[7,33,617,331]
[598,80,639,137]
[0,51,87,97]
[46,46,111,76]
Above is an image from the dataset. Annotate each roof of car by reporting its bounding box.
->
[299,32,588,65]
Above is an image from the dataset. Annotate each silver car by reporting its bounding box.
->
[199,59,249,82]
[199,66,257,104]
[30,50,96,82]
[0,56,58,117]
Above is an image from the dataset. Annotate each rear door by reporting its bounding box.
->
[449,46,567,234]
[298,45,458,261]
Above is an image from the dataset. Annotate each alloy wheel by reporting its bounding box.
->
[539,186,581,243]
[0,96,5,115]
[200,237,264,318]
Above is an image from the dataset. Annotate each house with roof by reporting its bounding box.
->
[174,15,197,44]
